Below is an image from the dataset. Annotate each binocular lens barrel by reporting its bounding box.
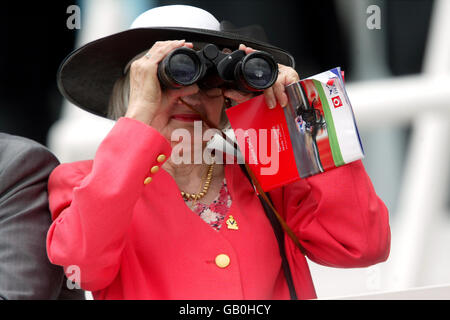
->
[158,48,202,88]
[240,54,277,90]
[169,54,198,84]
[157,45,278,92]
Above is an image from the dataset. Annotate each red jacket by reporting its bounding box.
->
[46,117,390,299]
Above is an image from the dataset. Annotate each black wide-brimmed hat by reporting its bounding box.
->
[57,5,296,119]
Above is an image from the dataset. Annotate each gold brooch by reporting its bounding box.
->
[226,215,239,230]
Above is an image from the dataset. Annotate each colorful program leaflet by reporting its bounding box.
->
[226,67,364,191]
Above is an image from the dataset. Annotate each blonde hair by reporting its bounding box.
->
[107,50,144,120]
[108,71,131,120]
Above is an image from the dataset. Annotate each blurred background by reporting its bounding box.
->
[1,0,449,298]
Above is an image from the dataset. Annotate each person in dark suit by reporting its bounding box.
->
[0,133,84,299]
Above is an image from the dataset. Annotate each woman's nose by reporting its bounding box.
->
[180,92,202,106]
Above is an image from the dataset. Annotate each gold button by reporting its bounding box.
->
[156,154,166,163]
[150,166,159,174]
[215,254,230,268]
[144,177,152,185]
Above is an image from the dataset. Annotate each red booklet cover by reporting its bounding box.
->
[225,67,364,192]
[225,94,301,191]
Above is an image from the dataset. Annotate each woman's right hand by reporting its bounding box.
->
[125,40,198,127]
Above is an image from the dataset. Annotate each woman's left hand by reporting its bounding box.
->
[222,43,300,109]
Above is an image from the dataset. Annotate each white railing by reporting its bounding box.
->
[308,0,450,297]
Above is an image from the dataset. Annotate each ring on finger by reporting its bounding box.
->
[145,53,151,59]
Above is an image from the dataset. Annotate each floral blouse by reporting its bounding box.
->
[185,178,232,231]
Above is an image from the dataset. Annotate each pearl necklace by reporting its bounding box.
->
[181,162,215,201]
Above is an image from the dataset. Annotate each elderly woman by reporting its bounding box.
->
[46,5,390,300]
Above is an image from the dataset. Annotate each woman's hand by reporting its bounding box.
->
[223,43,300,109]
[125,40,198,126]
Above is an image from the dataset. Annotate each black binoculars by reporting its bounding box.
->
[157,43,278,92]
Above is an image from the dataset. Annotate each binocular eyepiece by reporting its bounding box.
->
[157,44,278,92]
